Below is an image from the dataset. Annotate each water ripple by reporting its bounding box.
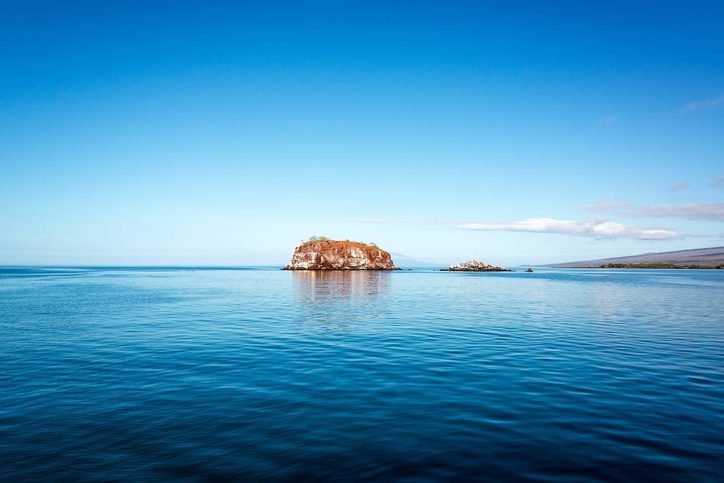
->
[1,268,723,480]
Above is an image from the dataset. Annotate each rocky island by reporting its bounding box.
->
[283,238,398,270]
[441,260,512,272]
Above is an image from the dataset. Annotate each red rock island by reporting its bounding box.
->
[283,239,398,270]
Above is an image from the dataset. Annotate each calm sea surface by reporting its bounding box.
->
[1,267,723,481]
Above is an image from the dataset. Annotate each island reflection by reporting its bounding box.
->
[291,271,392,333]
[292,270,391,302]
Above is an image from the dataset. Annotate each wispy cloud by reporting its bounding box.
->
[347,217,457,225]
[598,115,617,125]
[684,94,724,112]
[712,176,724,188]
[670,181,689,191]
[350,208,715,238]
[584,200,724,222]
[584,200,629,213]
[456,218,681,240]
[631,203,724,221]
[347,217,397,224]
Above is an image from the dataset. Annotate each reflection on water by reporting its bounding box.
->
[292,271,391,332]
[292,270,391,301]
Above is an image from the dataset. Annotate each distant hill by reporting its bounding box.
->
[550,247,724,268]
[391,253,441,268]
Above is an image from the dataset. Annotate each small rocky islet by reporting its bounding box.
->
[440,260,512,272]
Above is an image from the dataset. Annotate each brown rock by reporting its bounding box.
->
[283,239,398,270]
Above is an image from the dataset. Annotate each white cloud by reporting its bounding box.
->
[457,218,681,240]
[598,115,617,125]
[684,95,724,112]
[631,203,724,221]
[670,181,689,191]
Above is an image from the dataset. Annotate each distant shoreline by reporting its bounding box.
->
[555,263,724,269]
[548,246,724,269]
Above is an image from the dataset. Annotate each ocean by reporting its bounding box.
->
[1,267,723,481]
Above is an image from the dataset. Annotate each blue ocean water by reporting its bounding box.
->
[1,267,723,481]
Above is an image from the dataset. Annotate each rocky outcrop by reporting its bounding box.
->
[283,239,398,270]
[441,260,512,272]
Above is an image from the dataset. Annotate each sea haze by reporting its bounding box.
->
[1,267,723,480]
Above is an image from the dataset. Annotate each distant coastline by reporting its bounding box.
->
[549,246,724,269]
[597,263,723,269]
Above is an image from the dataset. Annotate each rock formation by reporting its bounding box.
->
[283,239,398,270]
[441,260,512,272]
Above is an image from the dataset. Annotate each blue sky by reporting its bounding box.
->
[1,1,723,265]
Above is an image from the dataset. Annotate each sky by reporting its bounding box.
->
[1,1,723,266]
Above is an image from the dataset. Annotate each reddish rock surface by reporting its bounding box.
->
[283,240,398,270]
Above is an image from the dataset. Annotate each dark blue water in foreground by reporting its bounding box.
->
[1,267,723,481]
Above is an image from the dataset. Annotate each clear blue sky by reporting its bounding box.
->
[2,1,723,265]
